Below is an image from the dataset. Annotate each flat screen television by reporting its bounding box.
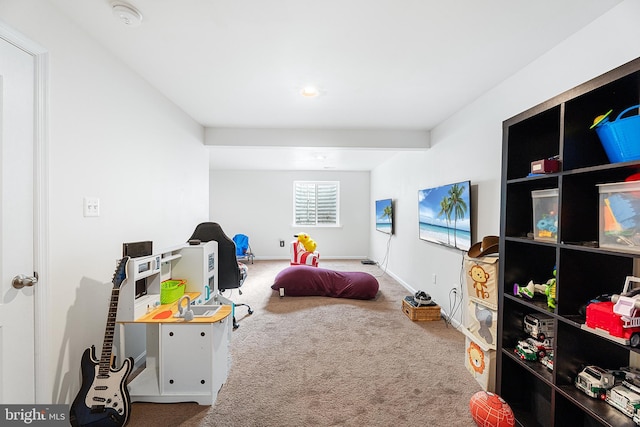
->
[375,198,394,235]
[418,180,472,251]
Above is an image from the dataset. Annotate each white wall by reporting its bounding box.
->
[0,1,209,403]
[370,0,640,326]
[210,170,370,259]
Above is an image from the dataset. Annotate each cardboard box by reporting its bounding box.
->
[531,158,560,174]
[599,181,640,253]
[401,297,440,321]
[465,335,496,392]
[464,255,499,310]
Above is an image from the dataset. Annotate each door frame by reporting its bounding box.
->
[0,21,50,404]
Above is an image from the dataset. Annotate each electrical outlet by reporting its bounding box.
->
[279,240,285,247]
[432,274,437,284]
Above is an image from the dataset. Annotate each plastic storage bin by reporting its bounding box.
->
[160,279,186,304]
[532,189,559,242]
[598,181,640,253]
[591,105,640,163]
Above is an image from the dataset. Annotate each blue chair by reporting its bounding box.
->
[233,234,254,264]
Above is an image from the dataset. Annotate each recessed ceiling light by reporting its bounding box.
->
[112,2,143,27]
[300,86,320,98]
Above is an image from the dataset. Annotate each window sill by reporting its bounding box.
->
[291,224,343,229]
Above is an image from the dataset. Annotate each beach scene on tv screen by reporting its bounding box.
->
[418,181,471,251]
[375,199,393,234]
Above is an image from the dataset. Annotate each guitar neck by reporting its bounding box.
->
[98,287,119,377]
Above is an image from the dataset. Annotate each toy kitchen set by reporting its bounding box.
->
[116,240,233,405]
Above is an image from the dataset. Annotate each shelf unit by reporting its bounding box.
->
[497,57,640,426]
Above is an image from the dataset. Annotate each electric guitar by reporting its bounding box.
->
[70,257,134,427]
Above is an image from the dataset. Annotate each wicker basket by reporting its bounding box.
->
[402,296,440,321]
[160,279,186,304]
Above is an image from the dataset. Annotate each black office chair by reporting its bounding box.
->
[188,222,253,329]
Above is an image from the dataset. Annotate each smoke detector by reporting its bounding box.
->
[111,2,143,27]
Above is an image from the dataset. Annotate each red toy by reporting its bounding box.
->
[582,277,640,347]
[469,391,515,427]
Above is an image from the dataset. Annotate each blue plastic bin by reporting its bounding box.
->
[593,105,640,163]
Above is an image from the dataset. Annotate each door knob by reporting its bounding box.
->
[12,272,38,289]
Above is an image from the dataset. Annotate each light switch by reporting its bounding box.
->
[83,197,100,217]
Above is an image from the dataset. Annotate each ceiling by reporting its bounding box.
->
[47,0,622,170]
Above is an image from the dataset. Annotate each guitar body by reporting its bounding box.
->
[70,345,134,427]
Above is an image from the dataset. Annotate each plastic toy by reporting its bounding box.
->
[536,213,558,239]
[514,339,538,361]
[514,337,552,361]
[294,232,317,253]
[607,384,640,419]
[512,267,556,309]
[575,365,618,400]
[540,351,553,371]
[469,391,515,427]
[523,313,555,341]
[582,276,640,347]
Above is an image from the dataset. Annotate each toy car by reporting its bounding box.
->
[607,384,640,418]
[575,365,618,400]
[515,337,552,361]
[540,351,554,371]
[582,277,640,347]
[514,340,538,361]
[524,313,555,341]
[621,367,640,393]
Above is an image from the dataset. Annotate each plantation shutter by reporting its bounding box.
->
[294,181,339,226]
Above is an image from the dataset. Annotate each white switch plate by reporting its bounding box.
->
[83,197,100,217]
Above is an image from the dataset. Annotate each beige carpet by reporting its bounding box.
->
[126,260,481,426]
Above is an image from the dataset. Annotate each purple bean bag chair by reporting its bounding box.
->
[271,265,379,300]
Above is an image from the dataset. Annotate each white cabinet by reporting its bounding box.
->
[124,312,231,405]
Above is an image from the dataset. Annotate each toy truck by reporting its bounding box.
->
[523,313,555,341]
[607,385,640,419]
[582,277,640,347]
[575,366,618,400]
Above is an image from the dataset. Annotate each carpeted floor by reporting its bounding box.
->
[126,260,481,426]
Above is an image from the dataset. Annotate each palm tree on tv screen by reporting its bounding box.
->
[438,197,452,244]
[447,183,468,247]
[381,205,392,221]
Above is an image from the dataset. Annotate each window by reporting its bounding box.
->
[293,181,340,226]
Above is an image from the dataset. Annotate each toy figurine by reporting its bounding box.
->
[513,266,557,309]
[546,267,557,309]
[294,232,317,253]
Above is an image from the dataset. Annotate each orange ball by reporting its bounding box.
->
[469,391,515,427]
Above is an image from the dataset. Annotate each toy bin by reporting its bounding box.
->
[598,181,640,253]
[464,301,497,349]
[592,105,640,163]
[160,279,186,304]
[464,255,499,310]
[464,334,496,392]
[532,189,558,242]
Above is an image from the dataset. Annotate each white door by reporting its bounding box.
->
[0,34,39,403]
